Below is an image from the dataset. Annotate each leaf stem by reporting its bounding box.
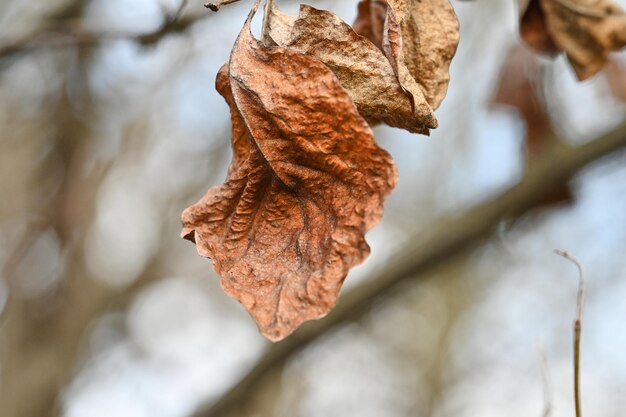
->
[204,0,243,11]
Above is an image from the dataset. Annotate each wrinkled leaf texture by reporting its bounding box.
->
[182,3,397,341]
[354,0,460,109]
[264,1,437,134]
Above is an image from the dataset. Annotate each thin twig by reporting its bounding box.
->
[193,123,626,417]
[136,0,197,46]
[205,0,243,11]
[554,249,585,417]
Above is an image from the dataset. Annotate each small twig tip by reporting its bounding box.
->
[553,249,568,258]
[205,0,242,11]
[553,248,585,417]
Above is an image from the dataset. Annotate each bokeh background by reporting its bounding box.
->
[1,1,626,417]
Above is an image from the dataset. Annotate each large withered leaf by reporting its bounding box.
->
[181,5,398,341]
[264,2,436,134]
[354,0,460,109]
[521,0,626,80]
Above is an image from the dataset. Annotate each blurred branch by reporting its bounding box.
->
[0,0,201,63]
[0,0,80,62]
[0,81,166,417]
[194,120,626,417]
[554,250,585,417]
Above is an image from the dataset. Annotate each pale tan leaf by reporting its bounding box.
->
[261,0,295,46]
[382,0,460,109]
[265,2,437,134]
[491,44,573,209]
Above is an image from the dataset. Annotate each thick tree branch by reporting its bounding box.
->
[194,121,626,417]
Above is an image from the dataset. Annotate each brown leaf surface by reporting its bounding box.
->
[181,5,398,341]
[354,0,460,109]
[521,0,626,80]
[264,2,436,134]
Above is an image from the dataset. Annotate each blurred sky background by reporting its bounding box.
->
[1,0,626,417]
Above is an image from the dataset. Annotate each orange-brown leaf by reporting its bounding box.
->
[181,6,398,341]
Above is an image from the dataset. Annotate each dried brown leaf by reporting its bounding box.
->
[355,0,460,109]
[261,0,296,46]
[265,2,436,134]
[521,0,626,80]
[181,5,398,341]
[391,0,460,109]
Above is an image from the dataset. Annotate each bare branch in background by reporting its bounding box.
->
[195,121,626,417]
[554,249,585,417]
[0,0,201,63]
